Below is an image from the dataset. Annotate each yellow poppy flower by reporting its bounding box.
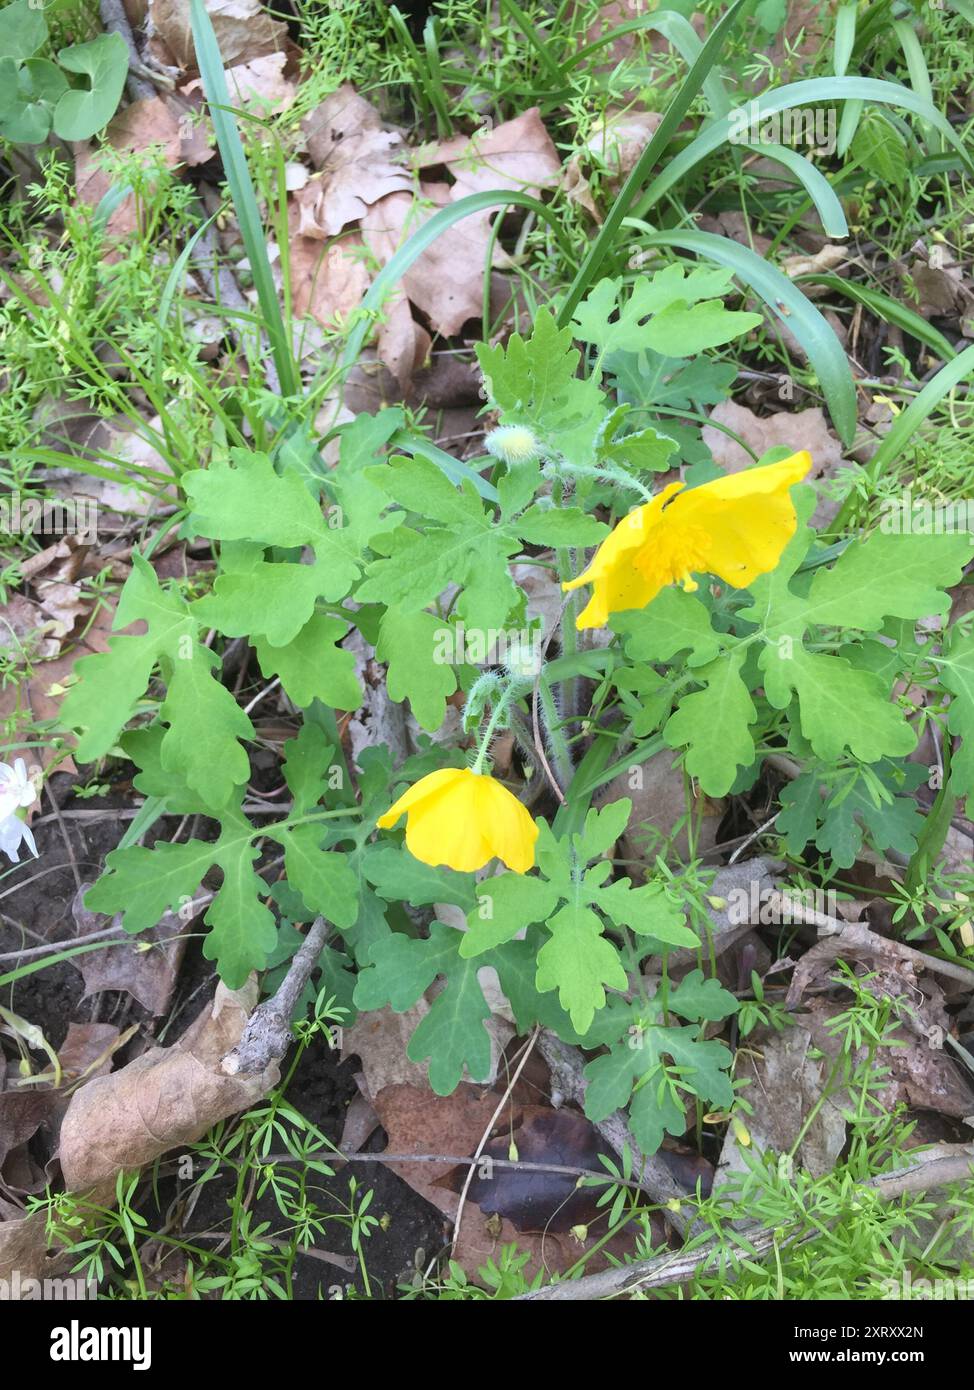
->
[377,768,538,873]
[563,451,812,629]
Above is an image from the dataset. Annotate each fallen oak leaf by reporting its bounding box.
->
[362,185,493,337]
[147,0,287,72]
[58,979,278,1196]
[299,83,411,236]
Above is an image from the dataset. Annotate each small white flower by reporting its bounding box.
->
[0,759,39,863]
[0,814,37,863]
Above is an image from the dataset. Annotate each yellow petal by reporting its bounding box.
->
[565,485,684,629]
[476,774,539,873]
[672,451,811,590]
[376,767,467,828]
[403,777,493,872]
[563,485,683,591]
[379,768,537,874]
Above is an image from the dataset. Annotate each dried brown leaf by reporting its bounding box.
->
[148,0,287,72]
[59,980,278,1195]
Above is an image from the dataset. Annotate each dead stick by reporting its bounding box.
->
[513,1150,974,1301]
[222,917,329,1076]
[98,0,154,102]
[769,891,974,991]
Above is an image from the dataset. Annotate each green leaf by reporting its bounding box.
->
[460,872,560,955]
[376,607,457,732]
[85,839,215,933]
[254,614,361,710]
[184,450,328,547]
[353,922,496,1091]
[595,879,698,945]
[614,586,723,667]
[281,723,335,816]
[278,824,359,930]
[0,0,47,61]
[121,725,202,814]
[160,646,253,809]
[851,111,908,187]
[516,505,609,548]
[476,307,606,467]
[359,518,518,630]
[663,648,757,795]
[62,555,194,761]
[362,843,477,909]
[583,995,734,1154]
[535,903,628,1033]
[194,563,324,646]
[53,32,128,141]
[806,531,974,628]
[667,968,738,1021]
[572,266,761,357]
[572,798,632,862]
[408,958,493,1093]
[941,624,974,805]
[761,645,915,764]
[203,821,278,987]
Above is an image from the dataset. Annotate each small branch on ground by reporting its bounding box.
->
[222,916,329,1076]
[773,892,974,994]
[98,0,154,103]
[512,1148,974,1301]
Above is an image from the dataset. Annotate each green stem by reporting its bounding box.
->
[471,685,519,774]
[538,675,574,790]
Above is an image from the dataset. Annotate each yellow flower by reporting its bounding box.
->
[377,768,538,873]
[563,451,812,629]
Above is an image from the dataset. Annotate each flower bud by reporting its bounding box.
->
[485,424,541,466]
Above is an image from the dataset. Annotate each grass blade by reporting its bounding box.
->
[556,0,748,325]
[797,273,957,364]
[340,188,574,373]
[189,0,298,398]
[635,76,974,221]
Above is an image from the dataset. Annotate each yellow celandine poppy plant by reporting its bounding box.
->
[563,451,812,629]
[377,767,538,874]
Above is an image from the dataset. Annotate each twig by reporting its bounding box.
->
[43,781,82,894]
[0,922,124,965]
[98,0,154,103]
[264,1151,650,1194]
[512,1149,974,1301]
[222,917,330,1076]
[450,1027,540,1257]
[770,891,974,992]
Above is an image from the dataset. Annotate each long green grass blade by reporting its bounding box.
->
[189,0,298,398]
[557,0,748,326]
[635,76,974,222]
[738,140,847,237]
[797,273,957,363]
[568,10,732,116]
